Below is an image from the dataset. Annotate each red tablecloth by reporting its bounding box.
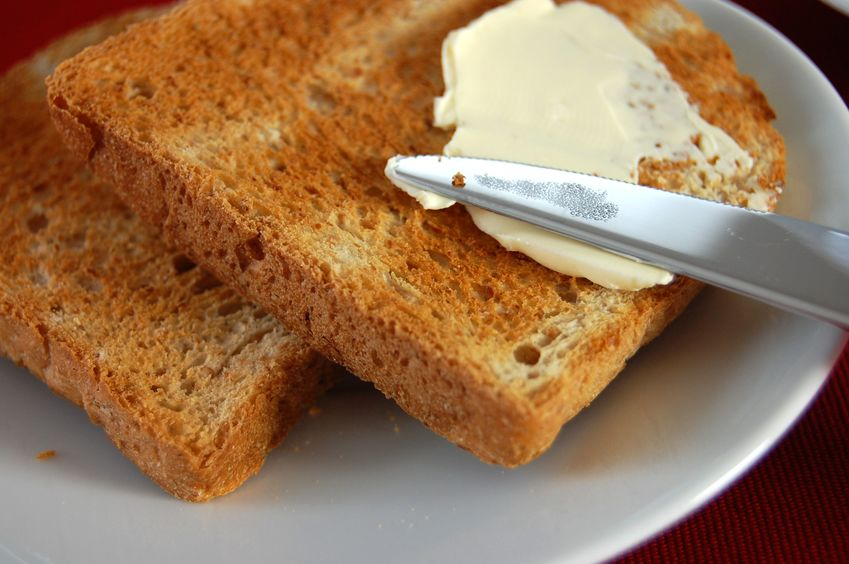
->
[3,1,848,561]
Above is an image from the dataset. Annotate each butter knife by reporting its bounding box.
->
[387,155,849,328]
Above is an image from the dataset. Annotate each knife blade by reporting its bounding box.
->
[387,155,849,328]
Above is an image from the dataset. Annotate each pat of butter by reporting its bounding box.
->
[387,0,754,290]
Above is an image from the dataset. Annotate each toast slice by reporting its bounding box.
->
[0,9,336,501]
[46,0,785,466]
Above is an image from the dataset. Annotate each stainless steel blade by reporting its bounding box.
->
[388,155,849,328]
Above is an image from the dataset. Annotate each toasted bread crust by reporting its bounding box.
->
[1,10,335,501]
[47,0,784,465]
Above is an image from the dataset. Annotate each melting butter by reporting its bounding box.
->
[388,0,754,290]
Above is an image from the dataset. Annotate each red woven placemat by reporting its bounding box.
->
[3,1,847,561]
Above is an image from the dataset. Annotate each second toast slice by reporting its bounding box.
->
[1,9,335,501]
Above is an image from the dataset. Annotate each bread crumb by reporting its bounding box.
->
[308,406,322,416]
[452,172,466,188]
[690,133,702,147]
[36,450,57,461]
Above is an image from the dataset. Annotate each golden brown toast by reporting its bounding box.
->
[46,0,785,466]
[0,9,336,501]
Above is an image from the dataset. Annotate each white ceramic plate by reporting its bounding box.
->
[1,1,847,562]
[821,0,849,17]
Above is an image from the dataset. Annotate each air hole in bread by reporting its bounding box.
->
[472,283,494,301]
[318,262,331,281]
[554,282,579,303]
[421,221,443,237]
[306,84,336,114]
[192,271,223,294]
[173,254,197,274]
[214,424,230,449]
[235,234,265,271]
[159,398,185,412]
[279,127,298,147]
[514,344,541,366]
[181,377,197,396]
[77,275,102,293]
[386,207,405,228]
[447,280,463,299]
[125,78,156,100]
[426,249,453,270]
[137,127,153,144]
[270,158,287,173]
[26,213,48,233]
[30,268,49,287]
[188,357,210,371]
[249,202,272,218]
[150,384,163,393]
[385,271,420,304]
[216,172,238,190]
[230,41,246,57]
[129,276,151,291]
[226,193,249,214]
[331,173,348,192]
[52,95,68,110]
[279,262,291,281]
[334,215,364,240]
[536,327,561,348]
[370,350,384,369]
[217,301,242,317]
[365,185,384,199]
[68,230,86,250]
[168,421,185,436]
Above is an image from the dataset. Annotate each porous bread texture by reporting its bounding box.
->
[47,0,785,466]
[0,10,335,502]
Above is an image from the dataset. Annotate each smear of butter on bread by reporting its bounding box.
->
[390,0,756,290]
